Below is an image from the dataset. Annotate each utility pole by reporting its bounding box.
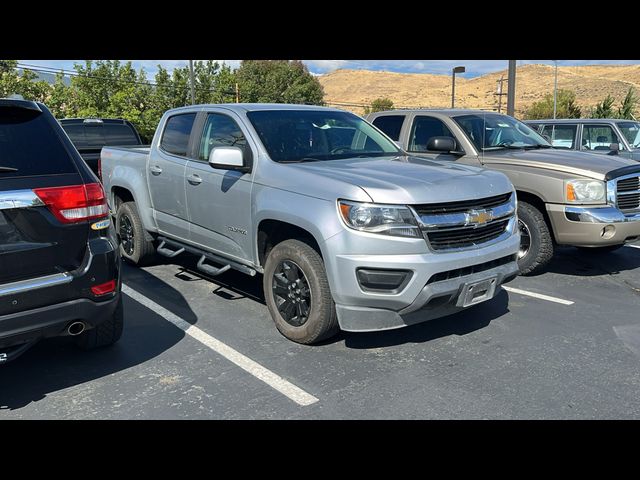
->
[188,60,195,105]
[553,60,558,119]
[235,82,240,103]
[495,75,507,113]
[506,60,516,117]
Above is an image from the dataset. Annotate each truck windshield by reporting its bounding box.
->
[246,109,402,163]
[453,113,551,151]
[617,122,640,149]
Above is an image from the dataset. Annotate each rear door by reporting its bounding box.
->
[0,101,89,287]
[148,112,197,240]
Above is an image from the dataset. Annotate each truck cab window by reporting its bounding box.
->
[582,125,625,152]
[372,115,405,141]
[160,113,196,157]
[409,116,454,152]
[199,113,248,161]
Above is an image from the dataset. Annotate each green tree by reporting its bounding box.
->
[47,72,72,118]
[617,87,638,119]
[524,89,582,119]
[590,94,615,118]
[364,97,394,114]
[236,60,323,104]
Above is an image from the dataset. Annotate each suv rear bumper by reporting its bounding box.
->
[547,204,640,246]
[0,295,120,350]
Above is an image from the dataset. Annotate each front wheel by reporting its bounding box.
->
[517,201,555,275]
[263,239,338,344]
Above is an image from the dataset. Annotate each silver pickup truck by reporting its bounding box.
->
[368,109,640,274]
[101,104,519,344]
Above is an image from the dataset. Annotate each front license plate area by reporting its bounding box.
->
[456,277,497,307]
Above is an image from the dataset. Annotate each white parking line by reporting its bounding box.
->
[625,244,640,249]
[122,284,319,407]
[502,286,574,305]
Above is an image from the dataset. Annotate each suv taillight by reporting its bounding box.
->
[33,183,109,224]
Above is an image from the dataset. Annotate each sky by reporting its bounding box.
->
[15,60,640,79]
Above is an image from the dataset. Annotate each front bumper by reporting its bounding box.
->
[546,204,640,246]
[322,228,521,332]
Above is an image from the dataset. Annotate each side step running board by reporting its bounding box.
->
[156,236,257,277]
[157,240,185,258]
[197,256,231,277]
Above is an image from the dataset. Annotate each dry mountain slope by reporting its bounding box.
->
[319,64,640,117]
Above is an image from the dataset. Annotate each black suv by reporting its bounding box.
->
[0,99,122,363]
[59,118,143,177]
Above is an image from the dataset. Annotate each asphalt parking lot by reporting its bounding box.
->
[2,243,640,419]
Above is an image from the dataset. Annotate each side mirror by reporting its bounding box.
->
[426,136,460,154]
[609,143,620,155]
[208,146,250,172]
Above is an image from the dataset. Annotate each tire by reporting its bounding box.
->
[517,201,555,275]
[116,201,155,266]
[576,245,624,253]
[76,296,124,350]
[263,239,338,344]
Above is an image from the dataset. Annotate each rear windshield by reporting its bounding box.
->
[61,122,140,149]
[0,107,76,178]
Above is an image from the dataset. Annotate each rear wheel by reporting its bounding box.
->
[116,201,155,266]
[76,297,124,350]
[263,239,338,344]
[517,201,555,275]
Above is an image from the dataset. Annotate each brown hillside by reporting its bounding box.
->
[319,64,640,117]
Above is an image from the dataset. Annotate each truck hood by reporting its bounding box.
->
[284,155,513,204]
[481,148,640,180]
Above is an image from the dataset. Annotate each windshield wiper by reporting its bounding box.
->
[522,144,553,149]
[278,157,324,164]
[0,166,18,172]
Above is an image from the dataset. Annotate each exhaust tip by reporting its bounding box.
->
[68,322,85,336]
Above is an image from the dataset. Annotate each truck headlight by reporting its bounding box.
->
[338,200,420,238]
[566,180,606,203]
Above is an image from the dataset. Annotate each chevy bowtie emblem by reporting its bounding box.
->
[465,209,493,225]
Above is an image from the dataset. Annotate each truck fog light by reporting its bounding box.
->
[601,225,615,239]
[356,268,412,293]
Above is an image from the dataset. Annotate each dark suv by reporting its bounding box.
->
[59,118,143,177]
[0,99,122,363]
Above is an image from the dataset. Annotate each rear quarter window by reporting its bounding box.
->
[0,107,76,178]
[372,115,405,141]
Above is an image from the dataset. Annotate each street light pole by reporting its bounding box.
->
[506,60,516,117]
[553,60,558,119]
[451,65,465,108]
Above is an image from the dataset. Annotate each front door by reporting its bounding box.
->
[148,112,197,240]
[185,111,254,263]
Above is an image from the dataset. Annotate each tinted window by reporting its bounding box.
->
[161,113,196,157]
[409,116,455,152]
[103,124,140,146]
[540,124,577,149]
[61,124,88,148]
[582,124,624,152]
[199,113,248,161]
[247,110,400,163]
[83,125,105,147]
[0,107,76,178]
[372,115,405,141]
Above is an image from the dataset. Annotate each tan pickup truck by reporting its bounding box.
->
[368,109,640,274]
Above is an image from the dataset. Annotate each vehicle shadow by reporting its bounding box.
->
[537,246,640,277]
[335,288,510,349]
[0,269,197,412]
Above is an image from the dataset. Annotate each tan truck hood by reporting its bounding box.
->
[480,149,640,180]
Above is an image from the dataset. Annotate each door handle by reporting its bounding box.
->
[187,173,203,185]
[150,165,163,175]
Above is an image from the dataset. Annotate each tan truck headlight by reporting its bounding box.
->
[338,200,420,238]
[566,180,606,203]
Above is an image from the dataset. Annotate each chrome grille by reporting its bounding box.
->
[413,192,515,251]
[616,175,640,211]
